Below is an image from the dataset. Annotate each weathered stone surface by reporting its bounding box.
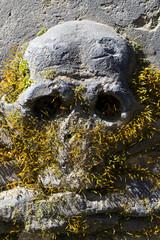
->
[0,129,10,147]
[0,0,159,70]
[0,2,159,238]
[23,20,135,82]
[18,232,160,240]
[18,232,54,240]
[0,161,21,187]
[121,217,150,232]
[0,187,36,222]
[0,21,140,192]
[113,234,159,240]
[2,21,138,124]
[127,152,160,174]
[0,184,159,233]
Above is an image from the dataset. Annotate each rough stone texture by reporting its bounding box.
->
[0,1,160,239]
[0,186,159,232]
[1,21,139,191]
[0,20,159,238]
[1,21,137,123]
[18,232,54,240]
[0,161,22,187]
[23,20,135,81]
[0,0,159,71]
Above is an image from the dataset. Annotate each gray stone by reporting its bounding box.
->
[0,161,22,188]
[113,234,159,240]
[0,129,10,147]
[3,21,138,123]
[18,232,54,240]
[0,0,159,70]
[0,4,159,238]
[127,152,160,175]
[23,21,135,82]
[38,166,61,189]
[0,187,36,221]
[121,217,150,232]
[0,185,159,233]
[0,21,140,192]
[13,180,157,240]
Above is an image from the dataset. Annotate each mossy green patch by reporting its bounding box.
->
[37,28,48,36]
[0,42,160,238]
[0,66,159,191]
[0,46,34,103]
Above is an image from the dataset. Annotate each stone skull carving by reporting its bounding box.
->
[0,21,159,239]
[3,21,137,189]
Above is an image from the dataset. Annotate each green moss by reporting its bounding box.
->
[37,28,48,36]
[0,41,160,238]
[132,66,160,116]
[0,46,34,103]
[43,0,54,7]
[45,68,56,80]
[1,66,159,190]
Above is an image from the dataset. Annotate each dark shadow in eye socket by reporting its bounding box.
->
[95,94,121,121]
[32,96,63,120]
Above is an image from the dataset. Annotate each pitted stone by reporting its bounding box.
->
[0,19,159,239]
[24,21,135,82]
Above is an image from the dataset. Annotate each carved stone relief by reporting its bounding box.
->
[0,21,159,239]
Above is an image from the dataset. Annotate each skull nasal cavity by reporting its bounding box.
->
[32,96,62,120]
[95,94,121,121]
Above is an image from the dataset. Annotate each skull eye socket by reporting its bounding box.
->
[95,94,121,121]
[32,96,63,120]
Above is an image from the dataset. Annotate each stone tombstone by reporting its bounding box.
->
[0,21,159,240]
